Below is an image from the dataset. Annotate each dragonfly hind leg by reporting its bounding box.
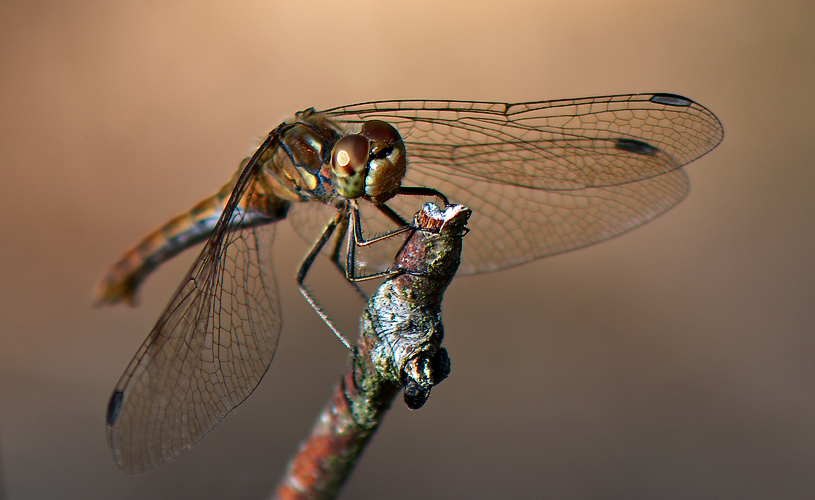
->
[296,202,415,349]
[297,209,355,350]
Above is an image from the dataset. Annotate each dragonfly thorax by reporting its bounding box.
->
[330,120,406,203]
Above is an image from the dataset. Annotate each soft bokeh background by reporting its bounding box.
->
[1,0,814,498]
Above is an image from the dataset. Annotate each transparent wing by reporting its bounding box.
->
[324,93,722,190]
[106,136,284,473]
[289,169,690,276]
[395,167,689,274]
[306,93,721,273]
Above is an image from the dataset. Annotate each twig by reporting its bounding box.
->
[271,203,471,500]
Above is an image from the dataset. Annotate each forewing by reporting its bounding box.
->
[324,93,723,190]
[106,136,283,473]
[316,94,719,273]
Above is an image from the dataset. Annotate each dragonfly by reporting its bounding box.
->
[95,93,723,473]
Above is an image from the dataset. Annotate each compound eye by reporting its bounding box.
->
[361,120,401,145]
[330,134,369,199]
[331,135,369,176]
[358,120,407,203]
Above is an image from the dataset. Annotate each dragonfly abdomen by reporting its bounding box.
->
[92,165,291,306]
[92,175,237,305]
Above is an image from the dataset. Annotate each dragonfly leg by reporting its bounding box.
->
[353,202,415,248]
[297,208,354,350]
[327,214,368,302]
[373,202,410,229]
[345,203,413,282]
[397,186,450,206]
[340,189,449,282]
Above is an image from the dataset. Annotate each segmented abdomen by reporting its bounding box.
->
[92,164,291,306]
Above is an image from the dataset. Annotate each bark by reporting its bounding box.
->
[271,203,470,500]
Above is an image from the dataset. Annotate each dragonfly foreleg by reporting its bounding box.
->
[396,186,450,207]
[344,203,413,282]
[373,202,410,229]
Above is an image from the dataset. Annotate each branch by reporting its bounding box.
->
[271,203,471,500]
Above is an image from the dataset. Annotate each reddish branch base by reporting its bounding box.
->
[273,356,401,500]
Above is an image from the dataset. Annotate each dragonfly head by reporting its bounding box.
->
[330,120,406,203]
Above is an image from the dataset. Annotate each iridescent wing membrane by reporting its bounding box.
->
[106,137,284,473]
[308,93,723,274]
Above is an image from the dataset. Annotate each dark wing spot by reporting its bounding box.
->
[106,390,124,425]
[615,138,658,155]
[650,93,692,107]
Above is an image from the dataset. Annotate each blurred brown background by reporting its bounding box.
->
[1,0,814,498]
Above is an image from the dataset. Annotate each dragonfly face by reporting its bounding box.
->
[329,119,407,202]
[97,93,723,473]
